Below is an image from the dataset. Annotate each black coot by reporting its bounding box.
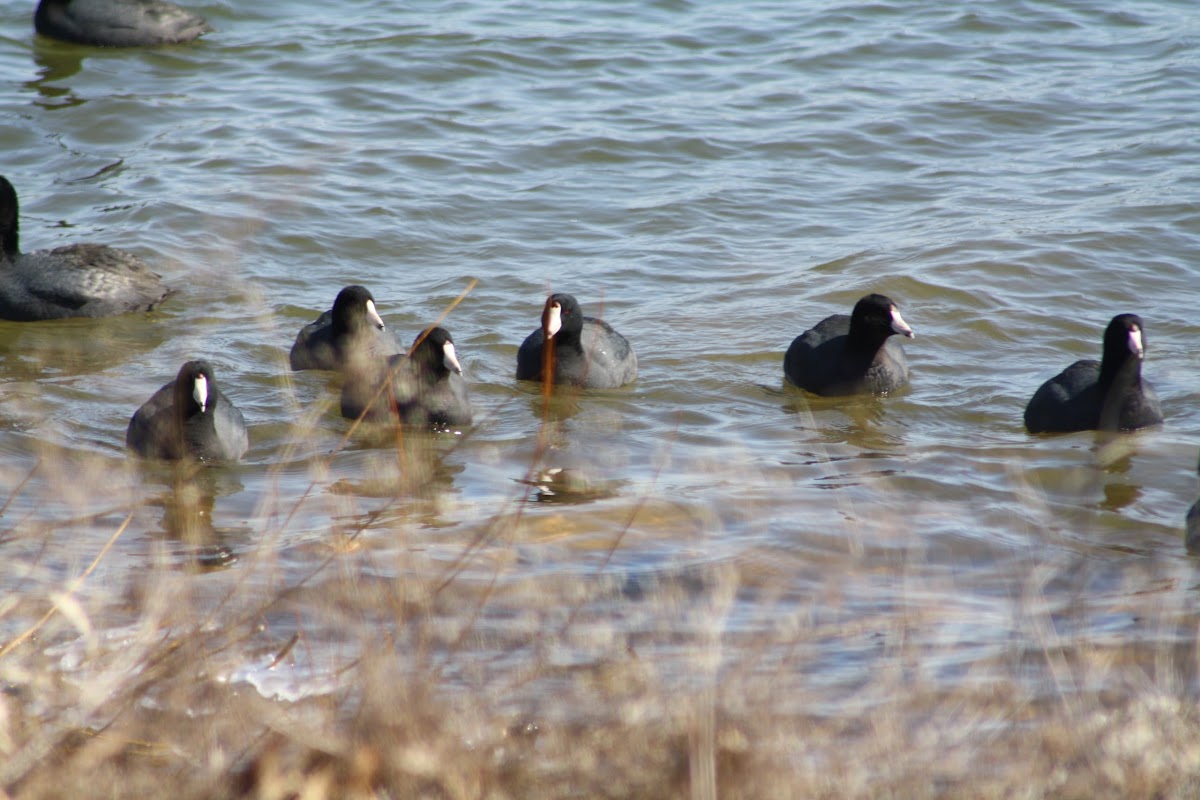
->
[34,0,211,47]
[783,293,914,396]
[1187,452,1200,554]
[341,326,473,429]
[0,176,174,321]
[289,285,402,372]
[1024,313,1163,434]
[515,293,637,389]
[126,360,248,461]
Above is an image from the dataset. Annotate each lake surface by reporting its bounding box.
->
[1,0,1199,729]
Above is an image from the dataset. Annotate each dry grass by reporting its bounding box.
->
[1,345,1199,799]
[2,452,1200,800]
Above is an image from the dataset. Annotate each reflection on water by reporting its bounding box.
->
[327,432,465,501]
[1099,480,1141,516]
[27,41,84,109]
[779,387,899,449]
[140,460,246,570]
[517,467,626,504]
[0,315,172,378]
[521,385,589,424]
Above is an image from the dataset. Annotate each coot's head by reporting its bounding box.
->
[173,360,216,418]
[1103,313,1145,363]
[0,175,21,258]
[851,293,913,341]
[331,285,385,333]
[410,326,462,376]
[541,293,584,339]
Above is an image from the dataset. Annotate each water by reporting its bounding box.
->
[1,0,1199,714]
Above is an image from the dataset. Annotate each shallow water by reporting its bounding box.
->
[1,0,1199,711]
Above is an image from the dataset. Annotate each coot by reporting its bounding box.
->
[783,293,914,396]
[0,176,174,321]
[126,360,248,461]
[515,293,637,389]
[342,326,473,429]
[289,285,402,372]
[1187,453,1200,553]
[1024,313,1163,434]
[34,0,211,47]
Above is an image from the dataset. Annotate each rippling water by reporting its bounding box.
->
[1,0,1199,708]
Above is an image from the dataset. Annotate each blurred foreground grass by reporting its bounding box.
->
[1,433,1200,800]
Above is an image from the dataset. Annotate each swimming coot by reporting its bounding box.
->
[34,0,211,47]
[341,326,473,429]
[515,293,637,389]
[126,360,248,461]
[1188,500,1200,554]
[289,285,402,372]
[0,176,174,321]
[1187,452,1200,554]
[783,293,914,396]
[1024,313,1163,434]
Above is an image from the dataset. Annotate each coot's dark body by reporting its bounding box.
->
[0,176,173,321]
[783,293,914,396]
[1024,314,1162,434]
[515,293,637,389]
[126,360,248,462]
[35,0,211,47]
